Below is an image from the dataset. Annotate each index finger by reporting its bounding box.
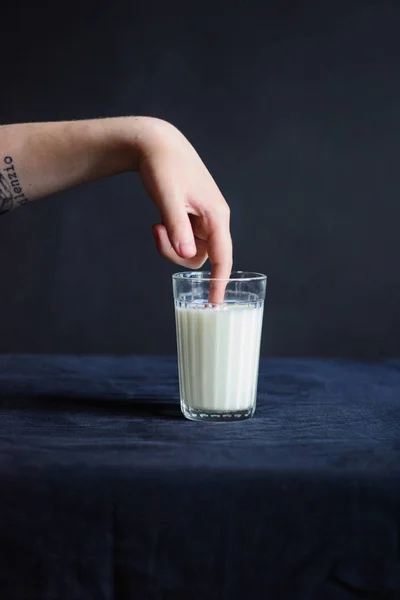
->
[207,222,233,304]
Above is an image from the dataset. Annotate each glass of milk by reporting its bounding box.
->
[173,271,267,422]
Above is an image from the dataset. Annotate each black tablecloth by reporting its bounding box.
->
[1,355,400,600]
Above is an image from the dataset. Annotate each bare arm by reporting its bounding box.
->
[0,117,145,206]
[0,117,232,296]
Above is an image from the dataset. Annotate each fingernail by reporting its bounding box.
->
[178,242,196,257]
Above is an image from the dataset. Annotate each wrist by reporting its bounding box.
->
[124,116,180,170]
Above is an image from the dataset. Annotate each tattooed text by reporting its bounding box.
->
[0,156,28,214]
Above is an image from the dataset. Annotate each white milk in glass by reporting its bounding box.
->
[175,302,264,415]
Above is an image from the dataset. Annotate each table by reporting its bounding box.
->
[1,355,400,599]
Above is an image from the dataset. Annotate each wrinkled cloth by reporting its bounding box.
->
[0,355,400,600]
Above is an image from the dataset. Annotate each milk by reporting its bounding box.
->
[175,302,264,415]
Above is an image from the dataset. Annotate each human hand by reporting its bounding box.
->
[0,116,233,301]
[135,118,232,298]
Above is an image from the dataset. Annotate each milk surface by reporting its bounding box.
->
[175,302,264,412]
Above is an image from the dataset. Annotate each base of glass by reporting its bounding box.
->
[181,401,255,422]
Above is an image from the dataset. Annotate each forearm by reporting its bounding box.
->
[0,117,146,213]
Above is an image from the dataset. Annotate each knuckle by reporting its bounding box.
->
[223,202,231,217]
[159,248,170,260]
[217,199,230,218]
[158,243,173,260]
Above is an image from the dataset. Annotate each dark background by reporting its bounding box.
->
[0,0,399,357]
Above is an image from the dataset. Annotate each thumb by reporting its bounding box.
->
[159,203,197,260]
[139,157,197,259]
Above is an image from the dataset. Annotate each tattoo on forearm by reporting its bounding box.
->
[0,156,28,215]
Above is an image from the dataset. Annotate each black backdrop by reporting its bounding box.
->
[0,0,399,357]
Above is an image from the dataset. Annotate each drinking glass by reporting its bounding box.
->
[173,271,267,422]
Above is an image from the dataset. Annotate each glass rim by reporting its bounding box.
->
[172,270,267,283]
